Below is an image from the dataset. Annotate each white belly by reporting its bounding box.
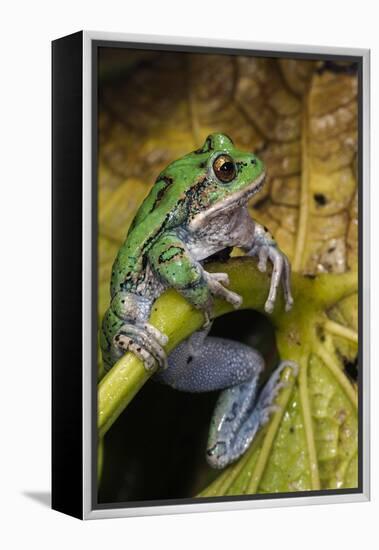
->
[184,207,255,261]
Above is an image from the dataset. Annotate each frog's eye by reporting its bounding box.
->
[213,154,236,183]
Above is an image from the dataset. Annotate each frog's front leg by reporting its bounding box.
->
[243,222,293,314]
[156,329,298,468]
[148,232,241,321]
[101,292,169,372]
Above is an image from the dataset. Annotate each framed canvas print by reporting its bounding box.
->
[52,31,370,520]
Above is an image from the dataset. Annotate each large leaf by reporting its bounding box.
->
[97,52,359,497]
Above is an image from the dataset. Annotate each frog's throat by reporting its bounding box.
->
[188,171,266,232]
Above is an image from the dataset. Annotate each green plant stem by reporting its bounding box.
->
[98,258,357,438]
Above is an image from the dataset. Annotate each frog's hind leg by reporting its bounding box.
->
[156,331,298,469]
[207,359,298,468]
[156,330,264,393]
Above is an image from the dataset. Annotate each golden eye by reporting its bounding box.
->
[213,154,236,183]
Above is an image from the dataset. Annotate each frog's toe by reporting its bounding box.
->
[204,270,242,308]
[284,295,294,312]
[255,360,298,421]
[142,322,169,346]
[202,310,212,329]
[219,287,243,308]
[264,297,275,314]
[227,290,243,308]
[210,272,230,286]
[206,441,229,470]
[115,334,156,370]
[113,323,168,371]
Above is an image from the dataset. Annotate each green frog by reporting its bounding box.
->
[101,133,296,468]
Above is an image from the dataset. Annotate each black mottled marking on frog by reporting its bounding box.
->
[314,193,328,206]
[151,176,174,211]
[194,136,214,154]
[225,401,239,423]
[128,176,175,236]
[158,245,185,265]
[101,318,114,349]
[156,175,174,187]
[236,161,248,175]
[186,177,215,220]
[120,256,148,293]
[207,441,226,459]
[304,273,317,280]
[119,176,210,295]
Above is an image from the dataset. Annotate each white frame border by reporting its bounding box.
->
[82,30,370,520]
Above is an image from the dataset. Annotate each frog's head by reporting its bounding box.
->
[180,133,265,231]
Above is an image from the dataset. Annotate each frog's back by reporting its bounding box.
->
[110,154,206,297]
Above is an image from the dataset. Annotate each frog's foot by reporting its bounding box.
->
[253,360,298,422]
[203,270,243,309]
[113,322,169,371]
[206,359,298,469]
[206,380,260,469]
[248,230,293,313]
[142,322,169,347]
[255,246,293,313]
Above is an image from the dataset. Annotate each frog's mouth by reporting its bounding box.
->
[189,171,266,232]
